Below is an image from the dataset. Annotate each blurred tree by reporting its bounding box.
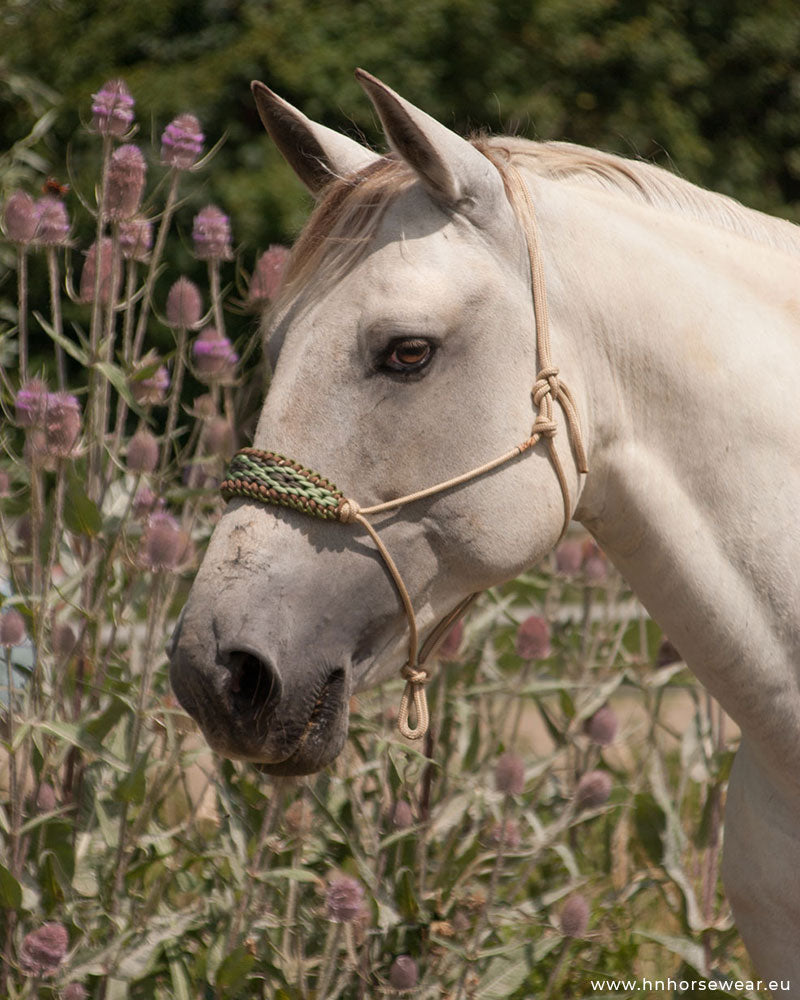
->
[2,0,799,243]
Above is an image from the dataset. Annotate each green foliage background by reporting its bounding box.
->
[3,0,800,243]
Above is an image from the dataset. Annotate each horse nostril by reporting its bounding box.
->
[224,649,282,717]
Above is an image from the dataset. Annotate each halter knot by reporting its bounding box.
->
[336,498,362,523]
[532,365,561,406]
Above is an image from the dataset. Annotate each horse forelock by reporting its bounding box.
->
[272,154,417,310]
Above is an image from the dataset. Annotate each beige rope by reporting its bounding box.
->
[335,160,589,740]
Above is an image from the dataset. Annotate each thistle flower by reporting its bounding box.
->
[389,956,419,991]
[192,205,233,261]
[326,876,365,923]
[560,894,590,938]
[584,705,618,746]
[79,238,118,304]
[19,921,68,976]
[140,511,185,571]
[36,783,57,812]
[515,614,551,660]
[161,113,204,169]
[52,622,77,658]
[91,79,135,137]
[555,539,583,575]
[166,277,202,329]
[0,608,26,647]
[438,618,463,660]
[119,217,152,261]
[133,486,161,519]
[105,144,147,220]
[582,539,608,581]
[284,798,313,835]
[247,244,290,306]
[3,190,37,244]
[191,393,217,421]
[495,751,525,795]
[62,985,88,1000]
[489,818,521,849]
[131,361,170,405]
[34,196,70,245]
[575,770,612,810]
[205,417,235,458]
[44,391,82,458]
[192,327,238,383]
[389,800,414,829]
[127,429,160,473]
[15,378,48,427]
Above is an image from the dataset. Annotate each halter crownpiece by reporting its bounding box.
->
[220,161,588,741]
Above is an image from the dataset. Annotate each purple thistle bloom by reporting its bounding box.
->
[140,511,185,570]
[0,608,27,647]
[91,79,135,137]
[105,143,147,220]
[44,392,82,459]
[79,238,118,304]
[161,113,204,170]
[34,196,70,246]
[389,956,419,990]
[3,190,37,244]
[15,379,49,427]
[560,894,590,938]
[192,327,238,383]
[575,770,613,810]
[247,244,290,306]
[326,876,365,923]
[127,429,160,473]
[495,751,525,795]
[19,921,68,976]
[192,205,233,262]
[166,277,203,329]
[131,363,170,406]
[119,217,152,261]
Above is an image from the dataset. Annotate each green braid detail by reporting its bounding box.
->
[220,448,346,521]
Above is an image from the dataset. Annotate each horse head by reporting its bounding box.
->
[168,71,588,774]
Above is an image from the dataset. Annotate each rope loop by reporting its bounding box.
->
[397,665,430,740]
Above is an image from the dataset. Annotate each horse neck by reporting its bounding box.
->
[540,178,800,772]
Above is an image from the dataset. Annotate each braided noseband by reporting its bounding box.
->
[220,163,589,740]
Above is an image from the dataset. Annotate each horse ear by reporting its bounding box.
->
[251,81,381,195]
[354,68,504,213]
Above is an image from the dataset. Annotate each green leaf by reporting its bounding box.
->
[169,955,192,1000]
[395,867,419,920]
[34,313,89,364]
[633,792,666,865]
[477,957,530,999]
[93,360,140,410]
[64,466,103,536]
[215,947,256,991]
[113,756,147,805]
[0,862,22,909]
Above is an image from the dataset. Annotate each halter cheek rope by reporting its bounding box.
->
[220,162,588,741]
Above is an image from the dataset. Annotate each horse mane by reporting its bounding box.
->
[478,136,800,260]
[276,134,800,305]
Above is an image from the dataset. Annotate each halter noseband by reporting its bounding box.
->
[220,163,588,740]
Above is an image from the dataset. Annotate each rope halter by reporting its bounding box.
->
[220,162,588,741]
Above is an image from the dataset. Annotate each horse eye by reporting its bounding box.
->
[383,339,433,373]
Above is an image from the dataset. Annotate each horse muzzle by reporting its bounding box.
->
[168,613,351,775]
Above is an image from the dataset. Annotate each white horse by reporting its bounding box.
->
[169,70,800,983]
